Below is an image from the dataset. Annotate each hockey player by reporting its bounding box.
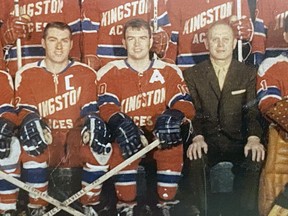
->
[0,71,19,216]
[0,0,81,77]
[166,0,254,70]
[256,15,288,216]
[81,0,172,71]
[96,18,195,215]
[184,21,265,216]
[14,22,111,215]
[252,0,288,66]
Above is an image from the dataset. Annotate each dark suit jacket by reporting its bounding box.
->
[183,59,262,157]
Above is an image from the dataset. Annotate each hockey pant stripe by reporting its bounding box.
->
[80,163,108,206]
[0,176,20,212]
[154,144,183,201]
[22,162,48,207]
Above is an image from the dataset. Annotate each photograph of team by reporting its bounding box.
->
[0,0,287,216]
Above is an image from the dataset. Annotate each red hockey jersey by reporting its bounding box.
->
[252,0,288,60]
[97,59,195,130]
[0,70,17,123]
[15,60,97,129]
[257,54,288,113]
[166,0,251,69]
[0,0,81,77]
[81,0,170,67]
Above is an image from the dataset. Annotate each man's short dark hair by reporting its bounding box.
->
[285,15,288,33]
[43,22,72,39]
[123,18,152,39]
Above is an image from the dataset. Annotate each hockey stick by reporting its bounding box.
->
[237,0,243,62]
[14,0,22,69]
[44,139,160,216]
[152,0,158,59]
[0,170,85,216]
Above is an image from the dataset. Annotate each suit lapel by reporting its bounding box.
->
[221,60,239,95]
[205,61,221,99]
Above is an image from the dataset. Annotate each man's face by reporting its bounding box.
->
[41,28,72,64]
[204,24,237,61]
[122,27,152,61]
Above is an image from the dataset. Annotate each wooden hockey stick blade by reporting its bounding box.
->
[0,170,85,215]
[44,139,160,216]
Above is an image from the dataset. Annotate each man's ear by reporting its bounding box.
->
[233,38,237,49]
[41,38,46,49]
[70,40,73,51]
[122,38,126,49]
[149,36,153,49]
[204,38,209,50]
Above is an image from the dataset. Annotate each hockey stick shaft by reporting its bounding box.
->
[44,139,160,216]
[14,0,22,69]
[237,0,243,62]
[153,0,158,32]
[0,170,85,215]
[152,0,158,59]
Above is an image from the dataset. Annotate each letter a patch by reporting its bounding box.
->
[149,69,165,84]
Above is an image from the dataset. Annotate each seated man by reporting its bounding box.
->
[183,20,265,216]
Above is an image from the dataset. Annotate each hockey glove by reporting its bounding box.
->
[83,55,102,71]
[0,118,15,159]
[150,29,169,58]
[81,114,112,154]
[230,16,254,42]
[108,112,142,159]
[154,109,185,149]
[1,15,33,46]
[19,113,52,156]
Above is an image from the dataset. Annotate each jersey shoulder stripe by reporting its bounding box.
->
[258,54,288,77]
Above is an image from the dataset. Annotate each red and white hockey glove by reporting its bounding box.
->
[1,15,33,46]
[83,55,102,71]
[150,29,169,59]
[230,16,254,42]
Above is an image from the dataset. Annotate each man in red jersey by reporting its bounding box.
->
[97,18,195,215]
[15,22,111,216]
[0,0,81,77]
[0,70,19,216]
[81,0,172,71]
[252,0,288,66]
[256,15,288,216]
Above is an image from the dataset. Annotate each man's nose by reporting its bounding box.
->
[56,41,63,48]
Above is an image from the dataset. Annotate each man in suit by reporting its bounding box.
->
[183,21,265,216]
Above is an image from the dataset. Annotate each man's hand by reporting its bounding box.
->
[186,135,208,160]
[230,15,254,41]
[154,109,184,149]
[244,136,265,162]
[0,118,15,159]
[81,114,112,154]
[150,29,169,58]
[1,15,33,46]
[83,55,102,71]
[19,113,52,156]
[108,112,142,159]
